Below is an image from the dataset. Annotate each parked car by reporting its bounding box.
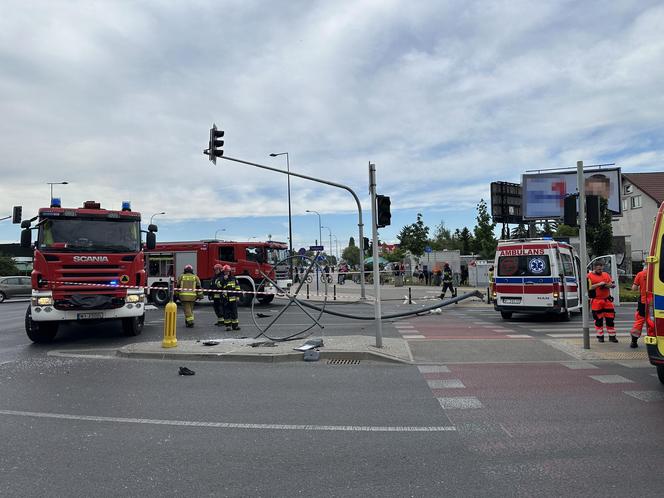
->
[0,276,32,303]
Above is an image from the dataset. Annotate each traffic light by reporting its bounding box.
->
[563,195,577,226]
[363,237,370,251]
[586,195,600,226]
[12,206,22,224]
[205,123,224,164]
[376,194,391,228]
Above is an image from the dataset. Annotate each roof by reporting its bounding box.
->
[623,173,664,204]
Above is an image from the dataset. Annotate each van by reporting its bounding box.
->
[493,238,582,320]
[644,203,664,383]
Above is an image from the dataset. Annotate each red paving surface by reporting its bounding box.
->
[396,315,529,340]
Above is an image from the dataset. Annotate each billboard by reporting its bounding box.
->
[521,168,621,220]
[490,182,522,224]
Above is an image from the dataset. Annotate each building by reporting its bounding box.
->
[612,172,664,263]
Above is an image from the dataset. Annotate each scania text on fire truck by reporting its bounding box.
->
[20,199,157,343]
[144,240,291,306]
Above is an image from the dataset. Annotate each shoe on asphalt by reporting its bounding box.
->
[630,336,638,348]
[178,367,195,376]
[609,336,618,343]
[597,336,605,343]
[226,326,232,331]
[215,322,223,327]
[233,325,241,331]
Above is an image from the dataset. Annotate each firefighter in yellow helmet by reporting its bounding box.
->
[220,264,241,331]
[176,264,203,328]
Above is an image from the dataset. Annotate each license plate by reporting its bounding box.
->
[502,298,521,304]
[77,312,104,320]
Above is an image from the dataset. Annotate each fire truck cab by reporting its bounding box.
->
[493,238,582,320]
[145,240,291,306]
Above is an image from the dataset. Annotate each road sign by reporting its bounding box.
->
[298,247,307,255]
[309,245,324,251]
[424,246,432,253]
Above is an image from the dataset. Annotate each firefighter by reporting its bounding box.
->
[176,264,203,328]
[587,261,617,343]
[630,263,654,348]
[440,263,456,299]
[220,265,241,331]
[211,264,225,326]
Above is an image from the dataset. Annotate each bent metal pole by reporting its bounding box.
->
[216,155,366,300]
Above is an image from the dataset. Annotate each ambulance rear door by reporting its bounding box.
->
[558,247,580,311]
[521,250,554,308]
[495,253,524,308]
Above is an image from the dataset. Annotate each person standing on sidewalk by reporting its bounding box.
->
[587,261,617,343]
[440,263,456,299]
[630,264,654,348]
[176,264,203,328]
[220,265,241,331]
[211,264,225,327]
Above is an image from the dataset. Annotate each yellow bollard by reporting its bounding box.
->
[162,300,178,348]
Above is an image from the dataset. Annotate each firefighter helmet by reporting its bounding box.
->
[222,265,232,272]
[213,264,223,272]
[184,264,193,273]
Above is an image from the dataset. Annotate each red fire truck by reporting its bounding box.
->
[19,199,157,343]
[144,240,291,306]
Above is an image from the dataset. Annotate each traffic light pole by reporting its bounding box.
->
[578,160,591,350]
[369,162,383,348]
[215,155,366,300]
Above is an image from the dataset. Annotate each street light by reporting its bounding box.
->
[269,152,293,259]
[305,210,322,248]
[47,181,68,201]
[321,226,333,258]
[214,228,226,240]
[150,211,166,225]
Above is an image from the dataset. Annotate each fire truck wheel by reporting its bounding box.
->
[500,311,513,320]
[238,281,255,307]
[151,287,170,307]
[258,295,274,305]
[122,315,144,336]
[25,307,58,343]
[657,366,664,385]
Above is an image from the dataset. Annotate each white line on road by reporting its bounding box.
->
[0,409,456,432]
[403,335,426,339]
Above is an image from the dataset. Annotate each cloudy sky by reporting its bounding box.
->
[1,0,663,255]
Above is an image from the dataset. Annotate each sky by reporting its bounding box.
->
[2,0,664,258]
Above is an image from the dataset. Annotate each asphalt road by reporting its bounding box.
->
[2,298,664,496]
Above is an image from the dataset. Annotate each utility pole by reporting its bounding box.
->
[578,160,591,349]
[369,162,383,348]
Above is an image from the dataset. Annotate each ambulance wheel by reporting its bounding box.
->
[558,310,571,322]
[657,366,664,385]
[122,315,144,336]
[151,287,170,307]
[500,311,513,320]
[258,295,274,305]
[238,281,255,307]
[25,307,58,343]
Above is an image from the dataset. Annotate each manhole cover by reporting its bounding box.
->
[327,359,361,365]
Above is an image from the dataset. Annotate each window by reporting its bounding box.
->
[561,254,574,276]
[624,184,633,195]
[19,277,31,285]
[631,195,642,209]
[218,246,236,262]
[622,199,629,211]
[497,255,551,277]
[4,277,20,285]
[245,246,266,262]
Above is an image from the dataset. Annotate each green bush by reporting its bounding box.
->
[619,285,639,302]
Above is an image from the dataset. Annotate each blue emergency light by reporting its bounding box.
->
[50,197,62,208]
[110,280,119,286]
[122,201,131,211]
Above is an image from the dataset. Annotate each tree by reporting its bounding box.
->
[348,237,356,247]
[511,223,529,239]
[341,245,360,267]
[397,213,430,257]
[0,253,19,276]
[458,227,474,254]
[472,199,497,259]
[431,220,453,250]
[384,247,406,263]
[587,197,613,258]
[554,224,578,237]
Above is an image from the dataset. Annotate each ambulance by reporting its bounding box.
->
[644,202,664,383]
[493,238,582,320]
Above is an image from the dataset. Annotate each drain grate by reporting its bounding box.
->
[327,358,361,365]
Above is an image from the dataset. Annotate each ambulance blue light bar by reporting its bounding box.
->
[50,198,62,208]
[122,201,131,211]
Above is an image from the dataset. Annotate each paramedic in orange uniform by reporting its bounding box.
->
[630,264,654,348]
[588,261,617,343]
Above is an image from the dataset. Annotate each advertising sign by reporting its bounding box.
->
[490,181,522,223]
[521,168,621,220]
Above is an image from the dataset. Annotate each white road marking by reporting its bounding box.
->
[0,409,456,432]
[437,397,483,409]
[506,334,532,338]
[427,379,465,389]
[403,335,426,339]
[589,375,634,384]
[623,391,664,402]
[560,361,598,370]
[418,366,451,373]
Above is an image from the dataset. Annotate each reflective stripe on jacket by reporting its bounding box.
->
[178,273,201,301]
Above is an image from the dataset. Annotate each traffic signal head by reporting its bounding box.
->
[563,194,577,227]
[206,124,224,164]
[376,195,391,228]
[363,237,370,251]
[586,195,600,226]
[12,206,22,224]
